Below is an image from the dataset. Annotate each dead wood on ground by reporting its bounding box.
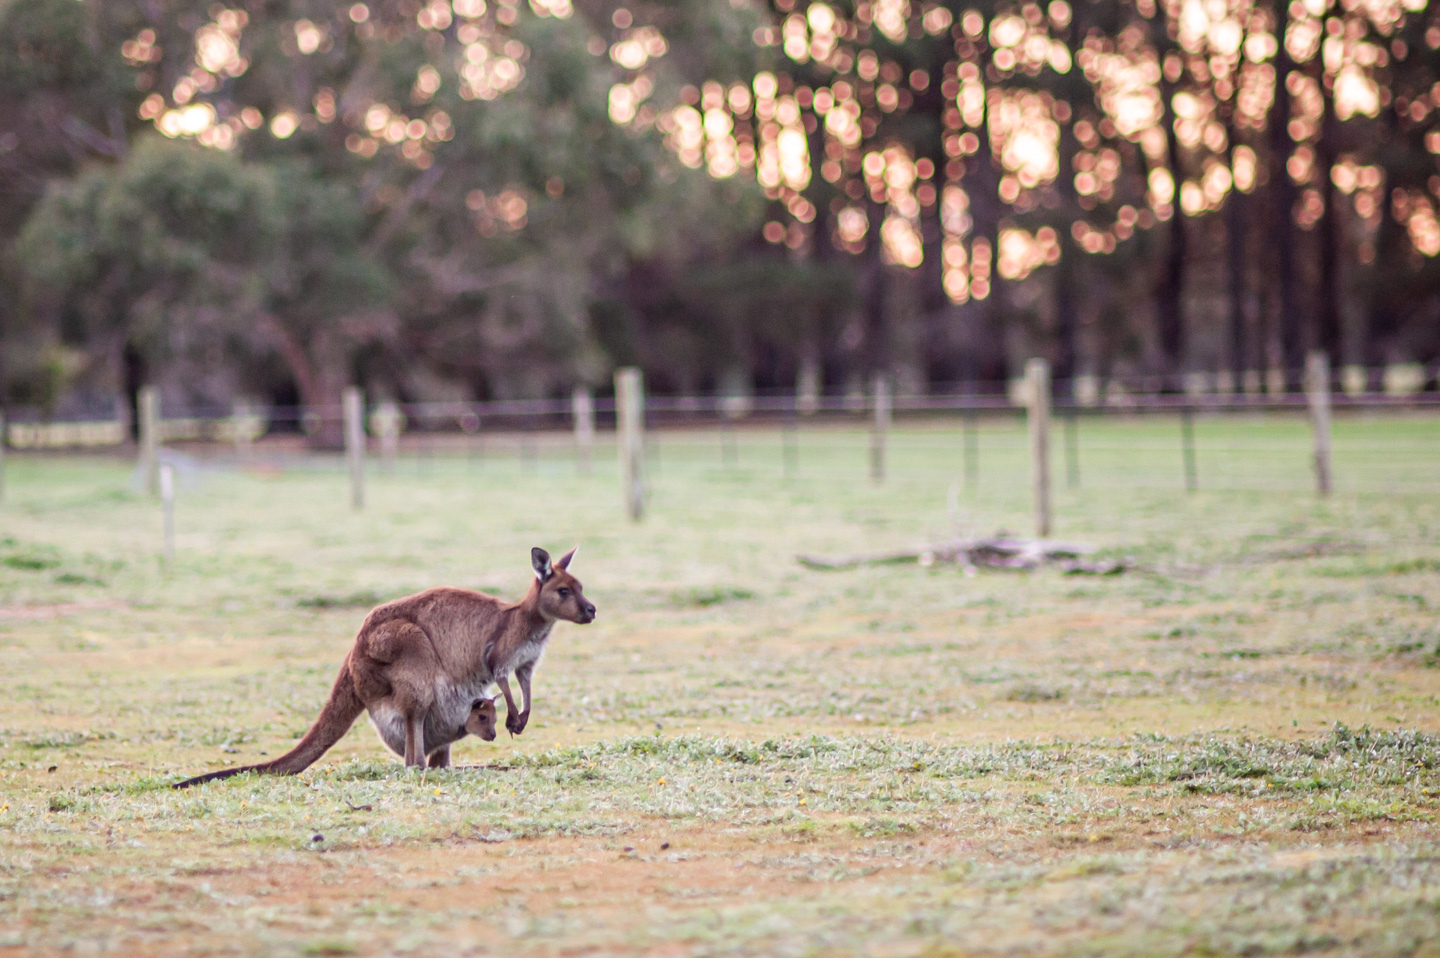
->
[797,536,1130,575]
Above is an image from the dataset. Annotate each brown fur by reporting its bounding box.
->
[464,697,497,741]
[173,547,593,788]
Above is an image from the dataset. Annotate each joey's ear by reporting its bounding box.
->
[555,545,578,571]
[531,547,553,581]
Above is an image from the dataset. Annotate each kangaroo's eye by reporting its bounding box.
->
[558,588,571,598]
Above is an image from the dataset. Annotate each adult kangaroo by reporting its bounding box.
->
[173,546,594,788]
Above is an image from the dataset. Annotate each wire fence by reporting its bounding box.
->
[6,385,1440,432]
[4,383,1438,496]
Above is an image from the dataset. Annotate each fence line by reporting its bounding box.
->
[7,389,1440,448]
[11,416,1429,501]
[133,427,1429,494]
[3,359,1438,509]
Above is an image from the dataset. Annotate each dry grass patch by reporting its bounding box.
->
[1,420,1439,953]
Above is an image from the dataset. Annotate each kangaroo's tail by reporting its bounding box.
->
[173,661,365,789]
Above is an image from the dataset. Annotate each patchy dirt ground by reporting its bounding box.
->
[2,418,1439,955]
[9,818,1440,956]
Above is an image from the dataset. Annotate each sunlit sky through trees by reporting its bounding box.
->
[133,0,1427,290]
[5,0,1439,413]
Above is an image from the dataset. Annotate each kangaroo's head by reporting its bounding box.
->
[465,697,497,741]
[532,546,596,624]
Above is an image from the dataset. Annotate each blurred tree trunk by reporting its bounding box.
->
[918,182,952,386]
[910,73,954,388]
[259,316,348,449]
[1225,121,1248,390]
[968,102,1006,385]
[1367,110,1405,387]
[122,340,145,442]
[1315,86,1343,362]
[802,116,836,396]
[1156,86,1187,392]
[1269,1,1304,389]
[863,193,891,376]
[801,200,830,397]
[1053,114,1083,397]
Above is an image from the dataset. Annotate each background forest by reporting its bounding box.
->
[2,0,1439,423]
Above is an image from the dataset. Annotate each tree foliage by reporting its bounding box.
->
[3,0,1439,420]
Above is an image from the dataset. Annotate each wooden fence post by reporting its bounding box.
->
[159,462,175,566]
[231,399,254,459]
[870,372,890,483]
[461,412,483,471]
[572,387,594,475]
[1181,407,1198,492]
[1026,358,1052,537]
[963,408,978,490]
[416,424,433,477]
[783,397,799,478]
[797,355,821,415]
[1306,351,1333,496]
[520,419,537,473]
[1063,409,1080,489]
[615,367,645,520]
[138,385,160,497]
[372,401,402,475]
[720,412,737,466]
[343,387,365,510]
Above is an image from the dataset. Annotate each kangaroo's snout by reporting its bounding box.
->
[579,602,597,623]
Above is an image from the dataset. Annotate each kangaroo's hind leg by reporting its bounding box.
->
[403,712,426,767]
[357,619,438,768]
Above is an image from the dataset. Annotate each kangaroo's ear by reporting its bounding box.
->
[555,545,578,571]
[532,547,553,581]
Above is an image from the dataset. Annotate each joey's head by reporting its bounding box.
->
[531,546,596,624]
[465,697,497,741]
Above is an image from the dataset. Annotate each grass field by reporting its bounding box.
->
[2,413,1439,956]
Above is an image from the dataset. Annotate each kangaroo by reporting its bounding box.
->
[464,696,498,742]
[173,546,594,788]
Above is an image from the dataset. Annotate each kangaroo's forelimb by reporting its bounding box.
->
[495,661,535,736]
[495,674,515,736]
[514,662,534,735]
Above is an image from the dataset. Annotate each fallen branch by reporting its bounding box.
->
[797,535,1128,574]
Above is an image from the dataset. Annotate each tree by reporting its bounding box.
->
[7,0,1440,417]
[15,136,278,419]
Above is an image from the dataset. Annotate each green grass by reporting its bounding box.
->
[1,413,1438,956]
